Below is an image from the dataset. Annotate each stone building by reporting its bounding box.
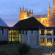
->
[11,0,55,47]
[14,17,55,47]
[14,17,44,47]
[19,7,33,21]
[19,0,55,27]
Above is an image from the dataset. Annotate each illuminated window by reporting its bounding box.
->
[46,29,53,35]
[9,30,19,42]
[40,38,45,45]
[40,29,45,35]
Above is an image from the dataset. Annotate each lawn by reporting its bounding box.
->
[27,48,43,55]
[0,44,43,55]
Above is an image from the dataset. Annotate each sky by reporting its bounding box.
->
[0,0,53,27]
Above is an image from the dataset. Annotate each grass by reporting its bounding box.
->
[27,48,43,55]
[0,44,43,55]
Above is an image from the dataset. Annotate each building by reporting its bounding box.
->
[14,17,55,47]
[0,0,55,47]
[14,17,44,47]
[19,7,33,21]
[0,18,9,41]
[13,0,55,47]
[18,0,55,27]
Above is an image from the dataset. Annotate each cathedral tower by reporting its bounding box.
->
[48,4,51,17]
[51,0,55,15]
[19,7,33,21]
[53,0,55,10]
[19,7,27,21]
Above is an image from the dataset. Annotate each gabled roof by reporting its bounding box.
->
[14,17,44,30]
[0,18,8,27]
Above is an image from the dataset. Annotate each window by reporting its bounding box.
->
[40,29,45,35]
[9,30,19,42]
[46,29,53,35]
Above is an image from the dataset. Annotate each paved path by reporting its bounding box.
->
[37,46,55,55]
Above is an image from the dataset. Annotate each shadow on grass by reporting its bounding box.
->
[0,42,43,55]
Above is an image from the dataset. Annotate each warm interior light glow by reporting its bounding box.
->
[4,29,7,30]
[9,30,19,41]
[46,42,52,46]
[36,18,49,27]
[40,37,53,46]
[24,16,28,19]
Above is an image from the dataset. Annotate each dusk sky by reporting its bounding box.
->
[0,0,53,27]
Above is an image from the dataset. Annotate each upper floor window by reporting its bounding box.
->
[40,29,45,35]
[46,29,53,35]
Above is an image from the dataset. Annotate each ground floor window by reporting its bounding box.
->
[9,30,19,42]
[47,38,52,43]
[47,38,52,46]
[40,38,45,45]
[40,38,53,46]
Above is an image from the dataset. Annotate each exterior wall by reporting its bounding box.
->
[2,30,8,41]
[0,30,9,41]
[20,30,39,47]
[28,31,39,47]
[21,31,29,44]
[19,34,22,42]
[20,30,28,45]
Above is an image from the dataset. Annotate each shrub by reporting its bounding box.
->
[18,43,30,55]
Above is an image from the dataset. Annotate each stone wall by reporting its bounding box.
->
[19,30,39,48]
